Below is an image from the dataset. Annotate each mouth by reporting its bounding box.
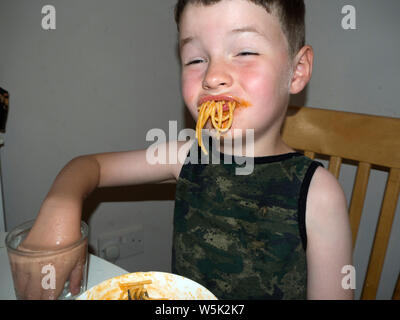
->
[197,95,250,111]
[196,94,252,155]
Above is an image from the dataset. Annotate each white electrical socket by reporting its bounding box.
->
[97,225,144,262]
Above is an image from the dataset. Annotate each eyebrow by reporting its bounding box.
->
[179,25,268,50]
[230,26,267,38]
[179,36,194,51]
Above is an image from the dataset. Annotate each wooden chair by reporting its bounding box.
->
[281,105,400,300]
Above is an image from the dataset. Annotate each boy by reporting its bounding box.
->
[18,0,353,299]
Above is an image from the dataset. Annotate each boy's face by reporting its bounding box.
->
[179,0,295,141]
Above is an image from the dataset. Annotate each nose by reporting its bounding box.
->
[202,59,233,90]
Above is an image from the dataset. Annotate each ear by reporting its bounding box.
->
[289,45,314,95]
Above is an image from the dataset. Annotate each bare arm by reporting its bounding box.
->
[305,167,354,300]
[23,140,193,250]
[16,140,193,299]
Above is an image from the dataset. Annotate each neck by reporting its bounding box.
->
[216,129,294,158]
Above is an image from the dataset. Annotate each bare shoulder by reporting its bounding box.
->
[142,138,196,182]
[305,166,350,243]
[306,166,348,225]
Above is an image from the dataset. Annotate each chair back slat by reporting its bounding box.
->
[349,162,371,247]
[361,168,400,299]
[328,156,342,179]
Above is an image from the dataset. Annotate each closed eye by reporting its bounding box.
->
[185,59,204,66]
[237,52,259,56]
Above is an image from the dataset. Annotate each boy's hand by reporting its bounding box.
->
[10,198,87,300]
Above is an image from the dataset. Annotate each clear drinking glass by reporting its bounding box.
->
[5,220,88,300]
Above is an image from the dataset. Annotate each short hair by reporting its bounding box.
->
[174,0,306,59]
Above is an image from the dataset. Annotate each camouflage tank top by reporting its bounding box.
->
[171,144,323,300]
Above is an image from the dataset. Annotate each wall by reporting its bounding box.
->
[0,0,182,275]
[0,0,399,299]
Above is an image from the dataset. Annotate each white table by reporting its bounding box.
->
[0,232,129,299]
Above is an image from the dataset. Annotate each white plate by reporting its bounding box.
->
[77,271,217,300]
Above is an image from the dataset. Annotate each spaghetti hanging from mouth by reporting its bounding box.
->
[196,100,237,155]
